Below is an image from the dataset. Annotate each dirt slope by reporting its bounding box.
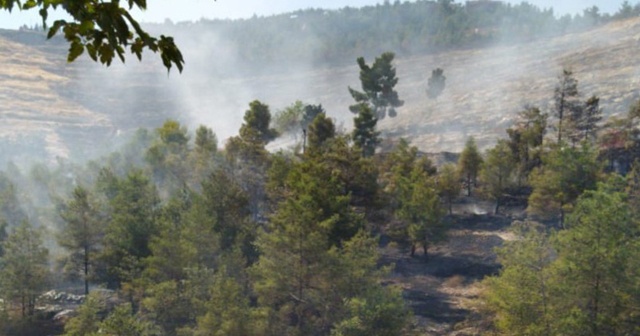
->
[0,32,111,162]
[1,18,640,162]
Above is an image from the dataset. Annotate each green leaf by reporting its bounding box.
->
[79,20,95,34]
[86,44,97,61]
[67,41,84,63]
[23,0,37,10]
[47,20,65,39]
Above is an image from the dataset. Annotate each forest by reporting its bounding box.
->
[1,1,640,335]
[0,47,640,334]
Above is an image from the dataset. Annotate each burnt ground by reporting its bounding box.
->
[380,200,524,335]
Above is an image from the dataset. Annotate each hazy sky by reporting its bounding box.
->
[0,0,632,29]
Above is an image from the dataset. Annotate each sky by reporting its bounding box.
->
[0,0,632,29]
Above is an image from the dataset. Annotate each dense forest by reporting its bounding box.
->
[2,1,640,335]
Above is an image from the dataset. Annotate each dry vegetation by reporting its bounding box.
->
[2,18,640,161]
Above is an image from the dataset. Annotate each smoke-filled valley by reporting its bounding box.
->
[2,2,640,166]
[2,1,640,335]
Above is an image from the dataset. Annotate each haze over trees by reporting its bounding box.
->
[0,50,639,336]
[3,2,640,336]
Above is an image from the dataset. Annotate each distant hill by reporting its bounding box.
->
[1,2,639,166]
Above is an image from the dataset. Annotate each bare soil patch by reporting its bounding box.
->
[381,204,521,335]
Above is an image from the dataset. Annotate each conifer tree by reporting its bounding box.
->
[554,69,582,144]
[145,120,191,195]
[427,68,446,99]
[577,95,603,143]
[58,186,104,295]
[302,104,325,130]
[0,174,26,226]
[0,220,50,317]
[381,139,436,210]
[99,170,160,288]
[194,267,254,336]
[225,100,277,222]
[397,166,446,259]
[251,159,361,334]
[352,104,381,157]
[527,143,601,227]
[506,106,547,185]
[239,100,278,145]
[307,112,336,155]
[436,164,461,215]
[482,221,555,335]
[348,52,404,119]
[458,136,483,196]
[480,140,516,214]
[553,182,640,335]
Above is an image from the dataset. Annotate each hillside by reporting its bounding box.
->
[1,16,640,164]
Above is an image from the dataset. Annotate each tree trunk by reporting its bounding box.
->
[410,244,416,257]
[423,241,429,261]
[84,245,90,295]
[557,92,565,143]
[448,198,453,215]
[494,198,500,215]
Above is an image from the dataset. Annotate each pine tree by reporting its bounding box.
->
[482,221,555,335]
[554,69,582,144]
[352,104,380,157]
[307,112,336,155]
[458,136,483,196]
[436,164,460,215]
[145,120,191,195]
[0,220,50,317]
[397,164,446,259]
[348,52,404,119]
[189,125,219,186]
[58,186,104,295]
[99,170,160,288]
[251,159,361,334]
[577,95,603,143]
[506,106,547,185]
[527,143,601,227]
[0,173,26,226]
[553,182,640,335]
[239,100,278,145]
[194,267,254,336]
[302,104,325,130]
[426,67,446,99]
[381,139,436,210]
[480,140,515,214]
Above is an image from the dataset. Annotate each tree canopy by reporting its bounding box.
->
[348,52,404,119]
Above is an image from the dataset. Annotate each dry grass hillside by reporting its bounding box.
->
[1,17,640,162]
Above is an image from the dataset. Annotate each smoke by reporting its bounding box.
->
[502,0,626,17]
[3,0,640,168]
